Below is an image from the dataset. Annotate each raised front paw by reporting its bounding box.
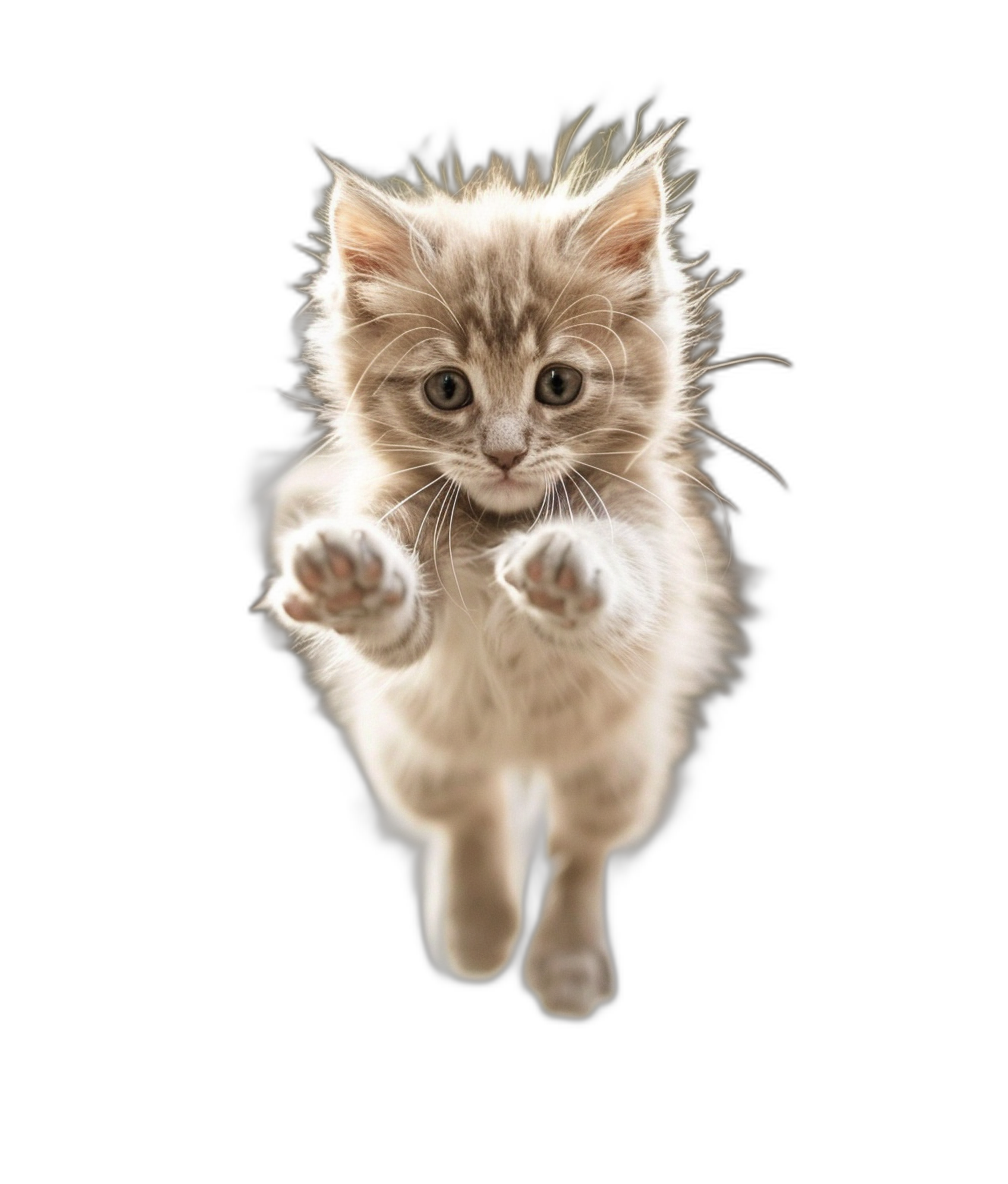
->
[498,528,608,629]
[280,521,414,634]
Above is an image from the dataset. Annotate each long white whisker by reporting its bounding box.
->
[557,332,617,410]
[617,311,670,356]
[446,483,471,617]
[349,409,454,452]
[366,336,448,404]
[555,333,615,382]
[553,292,614,327]
[431,479,461,606]
[405,220,466,333]
[351,309,452,332]
[376,461,442,481]
[543,213,637,327]
[377,473,449,523]
[295,431,337,465]
[412,478,451,557]
[560,478,575,521]
[374,276,465,333]
[565,425,651,444]
[371,445,444,455]
[570,469,615,543]
[569,447,655,456]
[555,321,628,372]
[567,470,598,521]
[343,328,442,414]
[528,482,552,532]
[579,462,709,582]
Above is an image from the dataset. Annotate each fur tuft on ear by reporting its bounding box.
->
[572,163,665,272]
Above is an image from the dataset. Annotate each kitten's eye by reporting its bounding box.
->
[423,368,473,411]
[535,365,583,407]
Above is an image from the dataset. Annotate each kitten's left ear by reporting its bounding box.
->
[571,163,666,272]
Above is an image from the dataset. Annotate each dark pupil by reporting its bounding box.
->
[441,374,456,398]
[549,370,564,394]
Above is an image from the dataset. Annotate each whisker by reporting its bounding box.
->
[343,329,443,414]
[349,409,452,452]
[430,480,469,614]
[446,483,471,616]
[412,478,451,557]
[543,212,638,327]
[556,333,617,410]
[564,425,651,444]
[553,292,614,327]
[579,462,710,582]
[371,445,444,456]
[561,478,576,521]
[555,320,628,372]
[570,447,654,456]
[570,469,615,543]
[404,221,466,334]
[375,276,465,334]
[616,310,670,356]
[375,461,443,481]
[377,473,449,523]
[366,336,451,405]
[351,309,452,332]
[528,481,552,531]
[567,469,599,522]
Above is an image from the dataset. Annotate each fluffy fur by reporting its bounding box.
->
[263,117,753,1017]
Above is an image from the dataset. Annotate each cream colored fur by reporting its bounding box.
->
[264,119,743,1016]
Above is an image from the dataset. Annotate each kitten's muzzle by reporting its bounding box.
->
[483,447,527,473]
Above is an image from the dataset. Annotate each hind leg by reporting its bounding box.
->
[356,726,521,978]
[527,738,671,1017]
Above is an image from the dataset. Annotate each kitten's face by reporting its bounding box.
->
[321,167,672,515]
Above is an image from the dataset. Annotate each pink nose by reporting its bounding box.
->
[483,447,527,472]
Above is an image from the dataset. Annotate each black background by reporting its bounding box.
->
[175,60,857,1075]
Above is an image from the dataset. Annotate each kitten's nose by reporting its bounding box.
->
[483,447,527,472]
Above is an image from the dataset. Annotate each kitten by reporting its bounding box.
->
[263,118,761,1017]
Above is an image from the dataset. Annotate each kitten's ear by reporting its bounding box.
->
[323,162,427,279]
[571,163,665,272]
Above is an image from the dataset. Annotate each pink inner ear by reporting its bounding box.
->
[331,187,414,278]
[578,166,664,271]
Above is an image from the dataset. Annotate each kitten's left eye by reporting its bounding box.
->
[535,365,583,406]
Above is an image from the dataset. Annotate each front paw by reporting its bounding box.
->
[280,521,414,635]
[498,528,608,629]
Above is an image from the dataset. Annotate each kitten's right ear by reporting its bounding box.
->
[322,159,427,279]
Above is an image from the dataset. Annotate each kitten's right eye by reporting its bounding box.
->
[423,369,473,411]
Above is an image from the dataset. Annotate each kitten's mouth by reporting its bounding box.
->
[465,469,545,515]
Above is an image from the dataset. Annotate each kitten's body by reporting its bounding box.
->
[265,121,746,1016]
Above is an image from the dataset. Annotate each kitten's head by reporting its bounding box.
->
[307,124,693,515]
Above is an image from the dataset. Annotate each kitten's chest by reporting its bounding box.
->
[403,560,633,758]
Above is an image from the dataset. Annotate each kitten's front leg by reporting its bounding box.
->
[275,520,431,667]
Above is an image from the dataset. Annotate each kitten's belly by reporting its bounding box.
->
[379,593,650,763]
